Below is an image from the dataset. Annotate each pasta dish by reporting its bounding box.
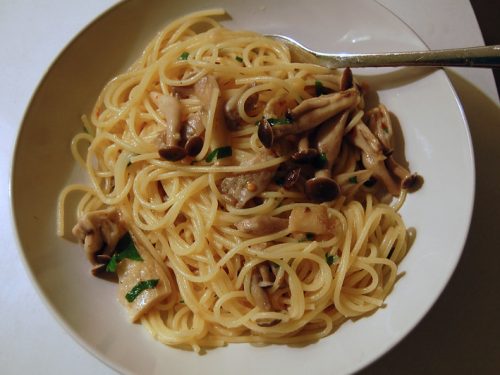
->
[58,9,420,352]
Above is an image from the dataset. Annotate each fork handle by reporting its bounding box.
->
[317,45,500,68]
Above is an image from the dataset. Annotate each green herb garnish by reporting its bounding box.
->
[178,52,189,60]
[267,117,291,126]
[348,176,358,184]
[235,56,244,62]
[306,232,315,241]
[325,254,339,266]
[125,279,159,302]
[315,80,327,96]
[106,233,143,272]
[205,146,232,162]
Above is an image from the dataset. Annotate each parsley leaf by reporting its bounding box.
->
[205,146,232,162]
[306,232,315,241]
[348,176,358,184]
[125,279,159,302]
[325,254,339,266]
[178,52,189,60]
[235,56,243,63]
[106,233,143,272]
[267,117,291,126]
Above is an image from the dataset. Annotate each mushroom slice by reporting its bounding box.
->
[316,111,350,169]
[385,155,420,190]
[235,216,288,236]
[339,67,353,91]
[250,272,271,311]
[72,207,127,265]
[220,149,277,208]
[194,75,219,109]
[334,169,373,197]
[258,88,360,147]
[288,205,335,235]
[150,92,186,161]
[117,259,171,322]
[348,122,400,196]
[366,104,393,153]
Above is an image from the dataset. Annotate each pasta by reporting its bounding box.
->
[58,9,420,352]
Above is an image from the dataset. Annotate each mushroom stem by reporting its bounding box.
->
[258,88,360,148]
[291,135,318,162]
[150,92,187,161]
[316,111,349,170]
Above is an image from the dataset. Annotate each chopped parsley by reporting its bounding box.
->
[267,117,291,126]
[106,233,143,272]
[235,56,244,63]
[315,80,328,96]
[348,176,358,184]
[306,232,315,241]
[325,254,339,266]
[125,279,159,302]
[178,52,189,60]
[205,146,232,162]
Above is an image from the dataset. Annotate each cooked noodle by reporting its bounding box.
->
[58,9,417,352]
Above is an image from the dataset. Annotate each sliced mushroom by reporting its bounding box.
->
[72,207,127,265]
[334,169,373,197]
[258,262,275,288]
[117,259,171,322]
[348,122,400,196]
[366,105,422,191]
[220,149,277,208]
[385,155,420,190]
[315,111,349,169]
[258,88,360,148]
[250,272,271,311]
[235,215,289,236]
[288,205,335,235]
[339,67,353,91]
[366,104,393,153]
[150,92,186,161]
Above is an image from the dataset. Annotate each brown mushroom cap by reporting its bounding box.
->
[185,135,204,157]
[402,173,423,191]
[305,177,340,202]
[91,264,118,282]
[257,118,274,148]
[291,148,319,162]
[159,145,187,161]
[340,67,353,91]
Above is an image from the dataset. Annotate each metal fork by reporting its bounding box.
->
[267,34,500,68]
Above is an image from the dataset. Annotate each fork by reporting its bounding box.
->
[267,34,500,68]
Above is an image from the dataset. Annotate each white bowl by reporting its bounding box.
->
[12,0,474,374]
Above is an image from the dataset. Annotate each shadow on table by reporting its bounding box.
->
[361,70,500,374]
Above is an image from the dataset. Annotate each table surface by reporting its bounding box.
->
[1,1,499,374]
